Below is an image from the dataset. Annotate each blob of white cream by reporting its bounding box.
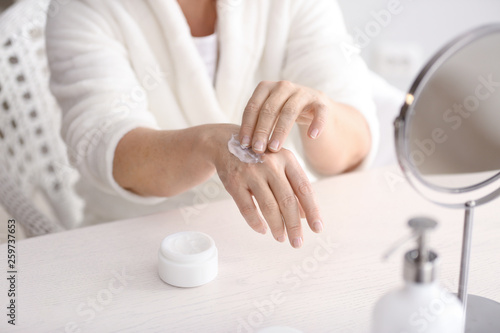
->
[228,134,264,164]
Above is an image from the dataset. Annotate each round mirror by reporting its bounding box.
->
[394,24,500,332]
[395,24,500,208]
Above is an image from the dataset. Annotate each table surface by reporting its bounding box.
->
[1,165,499,333]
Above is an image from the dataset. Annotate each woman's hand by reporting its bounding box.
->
[238,80,329,154]
[114,123,324,248]
[206,124,323,248]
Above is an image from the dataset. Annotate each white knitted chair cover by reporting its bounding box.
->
[0,0,84,237]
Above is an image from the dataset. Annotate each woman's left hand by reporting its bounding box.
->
[238,80,329,154]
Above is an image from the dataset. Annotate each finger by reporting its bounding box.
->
[268,173,303,248]
[307,101,328,140]
[239,82,272,148]
[298,199,306,219]
[250,181,287,242]
[230,187,267,235]
[252,81,295,153]
[269,92,309,152]
[285,158,323,234]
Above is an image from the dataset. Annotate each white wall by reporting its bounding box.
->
[337,0,500,90]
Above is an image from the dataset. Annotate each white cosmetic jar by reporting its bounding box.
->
[158,231,218,288]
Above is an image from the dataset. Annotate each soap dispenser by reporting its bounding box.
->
[372,217,464,333]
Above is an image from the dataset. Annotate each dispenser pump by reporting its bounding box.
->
[403,217,439,283]
[372,217,464,333]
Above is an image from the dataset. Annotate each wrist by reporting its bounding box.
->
[197,123,240,167]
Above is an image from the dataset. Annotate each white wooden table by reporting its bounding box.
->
[1,166,499,333]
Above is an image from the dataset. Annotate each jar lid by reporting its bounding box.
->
[158,232,218,288]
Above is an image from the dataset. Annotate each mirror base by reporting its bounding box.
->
[464,294,500,333]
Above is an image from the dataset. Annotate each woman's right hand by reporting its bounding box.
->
[204,124,323,248]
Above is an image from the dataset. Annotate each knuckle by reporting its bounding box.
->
[296,86,307,95]
[240,123,254,133]
[240,205,256,218]
[244,102,260,115]
[246,218,262,230]
[314,100,327,110]
[277,80,293,90]
[315,102,329,115]
[270,227,285,237]
[262,155,281,171]
[261,103,278,117]
[263,200,279,212]
[298,180,314,196]
[254,127,271,138]
[272,126,288,138]
[281,104,298,117]
[247,219,261,230]
[286,223,301,235]
[315,112,328,126]
[317,117,327,128]
[258,80,272,88]
[280,194,297,209]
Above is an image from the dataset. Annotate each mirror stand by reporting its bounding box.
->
[457,201,500,332]
[395,24,500,332]
[458,201,474,305]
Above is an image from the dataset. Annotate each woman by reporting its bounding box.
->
[46,0,378,248]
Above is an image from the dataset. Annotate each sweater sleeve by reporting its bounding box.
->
[282,0,379,169]
[45,1,166,204]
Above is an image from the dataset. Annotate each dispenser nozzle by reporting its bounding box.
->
[404,217,439,283]
[408,217,437,263]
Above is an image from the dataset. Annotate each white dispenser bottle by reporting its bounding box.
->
[372,217,464,333]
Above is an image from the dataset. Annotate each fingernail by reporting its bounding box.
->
[269,139,280,151]
[254,141,264,152]
[313,220,323,233]
[241,136,251,148]
[277,234,286,242]
[292,237,303,248]
[258,228,267,235]
[310,128,319,139]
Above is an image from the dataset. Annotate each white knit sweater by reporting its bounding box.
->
[46,0,379,225]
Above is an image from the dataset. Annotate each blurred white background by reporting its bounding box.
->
[2,0,499,89]
[337,0,500,91]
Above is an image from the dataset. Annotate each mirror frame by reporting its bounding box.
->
[395,24,500,208]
